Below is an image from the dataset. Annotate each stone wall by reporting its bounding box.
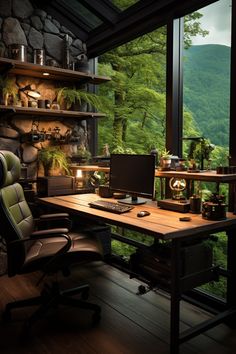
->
[0,0,91,179]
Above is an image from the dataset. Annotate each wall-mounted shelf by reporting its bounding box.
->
[0,57,111,84]
[0,105,106,119]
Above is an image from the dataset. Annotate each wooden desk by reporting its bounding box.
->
[38,193,236,354]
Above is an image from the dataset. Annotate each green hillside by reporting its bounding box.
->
[183,44,231,147]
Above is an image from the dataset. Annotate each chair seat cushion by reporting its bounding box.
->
[22,233,103,274]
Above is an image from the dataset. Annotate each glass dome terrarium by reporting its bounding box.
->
[169,177,187,200]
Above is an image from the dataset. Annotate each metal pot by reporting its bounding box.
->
[9,44,27,62]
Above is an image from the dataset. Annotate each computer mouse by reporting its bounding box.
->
[137,211,151,217]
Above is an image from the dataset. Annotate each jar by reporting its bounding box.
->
[51,101,60,110]
[9,44,27,62]
[190,194,201,214]
[28,100,38,108]
[33,49,45,65]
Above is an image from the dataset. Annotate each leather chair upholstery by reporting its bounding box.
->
[0,150,103,326]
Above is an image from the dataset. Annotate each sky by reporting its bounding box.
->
[191,0,232,47]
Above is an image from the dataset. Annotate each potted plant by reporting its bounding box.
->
[57,86,102,111]
[38,146,70,176]
[160,148,172,170]
[0,76,19,106]
[70,146,92,164]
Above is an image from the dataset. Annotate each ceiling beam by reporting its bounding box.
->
[87,0,216,58]
[78,0,120,25]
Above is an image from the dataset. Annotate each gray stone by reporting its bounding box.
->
[0,0,11,17]
[80,120,87,129]
[0,41,5,57]
[61,26,75,38]
[12,119,32,134]
[31,16,43,31]
[25,160,37,179]
[21,143,38,163]
[22,18,30,25]
[3,17,27,46]
[72,38,83,50]
[12,0,34,19]
[21,23,31,37]
[0,137,19,152]
[44,33,63,62]
[52,19,61,30]
[0,126,19,139]
[33,9,47,20]
[28,27,44,49]
[70,45,83,58]
[44,19,60,34]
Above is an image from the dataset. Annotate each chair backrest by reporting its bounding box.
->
[0,150,34,275]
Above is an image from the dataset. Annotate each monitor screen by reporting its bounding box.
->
[109,154,155,205]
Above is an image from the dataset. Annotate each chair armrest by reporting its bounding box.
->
[31,228,69,237]
[36,213,72,230]
[7,233,72,278]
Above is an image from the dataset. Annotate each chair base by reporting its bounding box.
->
[3,281,101,327]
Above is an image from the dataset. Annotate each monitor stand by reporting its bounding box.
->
[118,195,147,205]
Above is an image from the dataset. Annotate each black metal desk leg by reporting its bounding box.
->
[227,229,236,311]
[170,239,181,354]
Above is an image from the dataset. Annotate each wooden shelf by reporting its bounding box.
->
[155,170,236,183]
[0,105,106,119]
[67,165,236,183]
[0,57,111,84]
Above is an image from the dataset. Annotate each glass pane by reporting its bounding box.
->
[183,0,231,171]
[68,0,103,28]
[98,25,167,156]
[109,0,140,11]
[183,0,232,300]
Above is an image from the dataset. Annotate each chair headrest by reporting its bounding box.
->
[0,150,21,188]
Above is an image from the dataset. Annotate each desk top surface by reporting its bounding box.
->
[38,193,236,240]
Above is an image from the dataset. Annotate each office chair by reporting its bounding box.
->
[0,150,103,328]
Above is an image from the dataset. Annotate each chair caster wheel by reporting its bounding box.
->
[138,285,147,295]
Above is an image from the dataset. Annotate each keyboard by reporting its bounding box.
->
[88,200,133,214]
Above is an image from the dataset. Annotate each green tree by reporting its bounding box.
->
[98,1,209,153]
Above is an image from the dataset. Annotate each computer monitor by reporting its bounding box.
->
[109,154,155,205]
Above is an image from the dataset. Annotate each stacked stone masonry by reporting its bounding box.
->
[0,0,91,179]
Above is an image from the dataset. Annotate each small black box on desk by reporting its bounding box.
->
[157,199,190,213]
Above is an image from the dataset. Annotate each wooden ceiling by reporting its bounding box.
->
[32,0,216,58]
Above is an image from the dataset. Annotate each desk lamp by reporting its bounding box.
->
[169,177,186,200]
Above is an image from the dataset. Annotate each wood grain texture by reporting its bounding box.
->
[38,193,236,240]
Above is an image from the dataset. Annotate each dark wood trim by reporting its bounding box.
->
[166,18,183,157]
[0,105,106,119]
[230,1,236,164]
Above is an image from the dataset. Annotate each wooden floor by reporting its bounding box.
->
[0,262,236,354]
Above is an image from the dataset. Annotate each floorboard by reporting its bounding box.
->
[0,262,236,354]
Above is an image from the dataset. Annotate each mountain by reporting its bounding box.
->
[183,44,231,146]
